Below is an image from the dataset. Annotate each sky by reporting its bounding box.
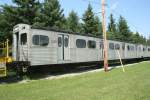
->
[0,0,150,38]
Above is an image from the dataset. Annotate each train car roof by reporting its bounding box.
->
[31,25,148,46]
[31,26,102,38]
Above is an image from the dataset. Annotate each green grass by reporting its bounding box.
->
[0,61,150,100]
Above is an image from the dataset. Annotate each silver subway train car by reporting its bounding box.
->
[11,24,150,72]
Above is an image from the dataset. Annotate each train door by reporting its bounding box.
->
[58,34,70,62]
[13,32,20,61]
[20,33,28,61]
[13,32,28,61]
[64,35,70,60]
[122,43,125,59]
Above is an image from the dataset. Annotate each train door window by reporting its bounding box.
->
[109,43,114,50]
[40,35,49,46]
[76,39,86,48]
[88,40,96,48]
[58,37,62,47]
[115,44,120,50]
[100,42,104,49]
[64,37,69,47]
[20,33,27,45]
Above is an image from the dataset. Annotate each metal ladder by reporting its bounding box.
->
[0,39,10,77]
[0,58,7,77]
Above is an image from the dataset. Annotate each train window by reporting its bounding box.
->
[132,46,135,51]
[33,35,40,45]
[32,35,49,46]
[109,43,114,50]
[88,40,96,48]
[148,48,150,52]
[76,39,86,48]
[40,35,49,46]
[20,33,27,45]
[127,45,130,51]
[139,47,141,51]
[64,37,69,47]
[58,37,62,47]
[130,46,133,51]
[127,45,134,51]
[115,44,120,50]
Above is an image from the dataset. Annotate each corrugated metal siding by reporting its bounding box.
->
[20,45,28,61]
[29,29,58,66]
[30,47,57,65]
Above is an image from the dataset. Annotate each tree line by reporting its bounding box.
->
[0,0,150,45]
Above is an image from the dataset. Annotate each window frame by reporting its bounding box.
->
[40,35,49,46]
[127,45,130,51]
[143,48,145,51]
[87,40,96,49]
[99,42,104,49]
[109,43,115,50]
[148,48,150,52]
[58,37,62,47]
[76,39,86,48]
[64,37,69,48]
[32,35,49,46]
[115,44,120,50]
[20,33,27,45]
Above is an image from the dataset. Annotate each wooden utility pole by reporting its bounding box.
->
[101,0,108,72]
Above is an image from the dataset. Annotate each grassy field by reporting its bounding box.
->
[0,61,150,100]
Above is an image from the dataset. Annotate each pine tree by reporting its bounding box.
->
[38,0,65,29]
[117,16,132,42]
[94,16,102,37]
[12,0,41,24]
[107,14,117,40]
[66,10,80,33]
[0,12,7,41]
[0,5,18,42]
[82,4,96,35]
[108,14,117,33]
[139,35,146,44]
[0,0,41,42]
[131,32,141,44]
